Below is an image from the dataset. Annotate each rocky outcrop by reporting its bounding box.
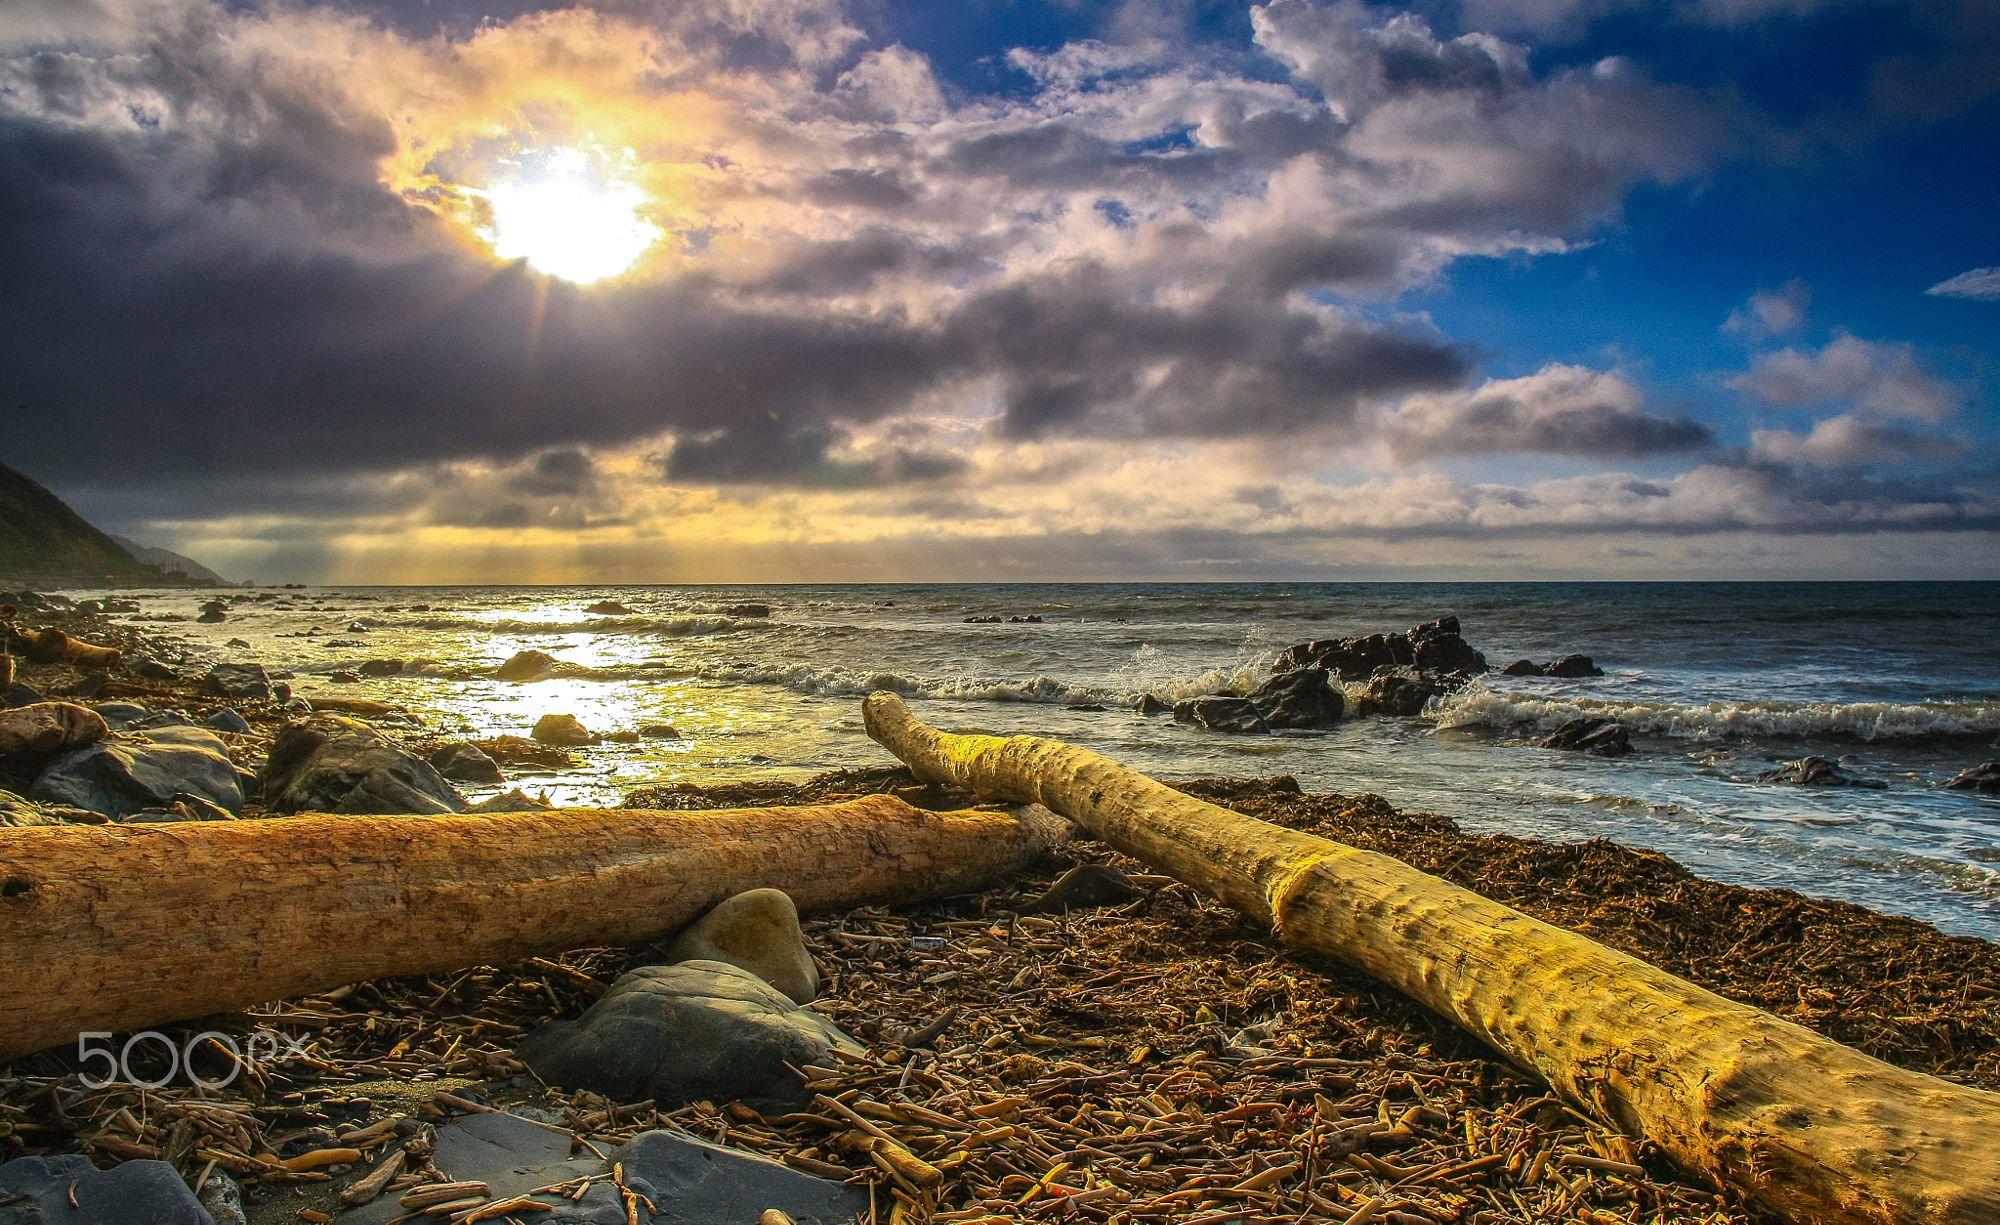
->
[1540,717,1632,757]
[29,725,244,819]
[1278,616,1486,681]
[431,741,504,784]
[516,961,860,1105]
[531,713,592,746]
[1355,670,1445,718]
[1503,654,1604,678]
[260,715,468,814]
[1944,762,1999,793]
[494,649,559,681]
[1245,667,1345,729]
[1136,693,1172,716]
[1173,695,1270,734]
[665,889,821,1004]
[1758,757,1886,789]
[0,1153,210,1224]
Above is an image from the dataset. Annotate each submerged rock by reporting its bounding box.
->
[1540,717,1632,757]
[472,734,580,770]
[1758,756,1885,789]
[358,658,404,677]
[666,889,820,1003]
[1172,695,1270,734]
[0,1154,210,1224]
[639,722,682,739]
[495,649,559,681]
[260,715,468,814]
[1246,667,1344,729]
[202,662,274,703]
[431,741,504,784]
[532,713,593,746]
[516,961,860,1105]
[30,725,244,820]
[1945,762,2000,793]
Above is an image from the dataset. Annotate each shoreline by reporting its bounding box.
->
[0,594,1994,1222]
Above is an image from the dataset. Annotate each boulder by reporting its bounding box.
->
[202,662,274,703]
[666,889,820,1004]
[1544,654,1604,678]
[1136,693,1172,716]
[431,741,504,784]
[335,1112,867,1225]
[1030,862,1144,913]
[1408,615,1488,676]
[639,723,682,739]
[1355,670,1444,718]
[124,655,177,681]
[495,650,559,681]
[1246,667,1344,729]
[0,701,109,783]
[1540,717,1632,757]
[260,715,468,815]
[1277,615,1486,680]
[516,961,860,1105]
[1757,756,1885,789]
[1172,695,1270,734]
[0,1154,210,1225]
[532,713,593,746]
[1946,762,2000,793]
[205,707,252,734]
[1502,659,1544,677]
[29,726,244,820]
[357,658,404,678]
[195,600,227,623]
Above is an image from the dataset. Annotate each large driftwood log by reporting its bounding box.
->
[862,691,2000,1225]
[0,796,1064,1062]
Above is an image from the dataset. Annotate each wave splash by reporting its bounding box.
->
[1433,680,2000,741]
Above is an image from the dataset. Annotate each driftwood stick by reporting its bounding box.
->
[862,690,2000,1225]
[0,795,1066,1061]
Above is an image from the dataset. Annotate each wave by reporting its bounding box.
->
[1432,680,2000,741]
[398,614,767,638]
[673,654,1283,708]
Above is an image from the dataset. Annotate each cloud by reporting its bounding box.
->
[1380,364,1712,460]
[1926,266,2000,300]
[1749,415,1965,467]
[1728,333,1963,421]
[1723,278,1809,337]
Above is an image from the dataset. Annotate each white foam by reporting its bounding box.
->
[1433,679,2000,741]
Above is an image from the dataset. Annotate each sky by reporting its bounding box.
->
[1,0,1995,583]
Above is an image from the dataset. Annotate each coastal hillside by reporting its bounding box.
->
[0,462,199,586]
[110,534,231,585]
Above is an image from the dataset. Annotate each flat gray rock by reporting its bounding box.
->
[259,716,467,814]
[29,726,243,820]
[338,1112,866,1225]
[0,1153,211,1224]
[517,961,859,1105]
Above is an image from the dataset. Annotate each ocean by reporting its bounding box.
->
[107,581,2000,937]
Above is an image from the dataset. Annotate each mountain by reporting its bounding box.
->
[0,462,204,586]
[111,535,231,586]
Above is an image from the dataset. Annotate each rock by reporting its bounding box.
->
[357,658,404,677]
[963,615,1001,624]
[495,649,559,681]
[532,713,593,746]
[30,725,243,820]
[1008,614,1044,623]
[224,637,251,649]
[328,670,361,684]
[1355,670,1444,718]
[1408,615,1488,676]
[586,600,637,614]
[728,603,771,618]
[1030,863,1143,913]
[195,1171,248,1225]
[1136,693,1172,715]
[0,1153,210,1224]
[1066,702,1107,712]
[202,662,274,703]
[1246,667,1344,729]
[58,671,112,700]
[666,889,820,1004]
[0,701,109,783]
[1543,654,1604,678]
[470,788,554,812]
[639,723,682,739]
[205,707,252,734]
[335,1111,867,1225]
[431,741,504,784]
[1540,717,1632,757]
[346,620,368,633]
[91,701,154,729]
[517,961,860,1105]
[260,715,468,815]
[605,728,642,743]
[2,682,43,708]
[1172,695,1271,734]
[124,654,177,681]
[0,791,56,827]
[196,600,227,623]
[472,734,581,770]
[1758,756,1885,789]
[1946,762,2000,793]
[126,792,239,822]
[1278,615,1486,680]
[1502,659,1544,676]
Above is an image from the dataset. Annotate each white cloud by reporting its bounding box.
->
[1729,333,1962,421]
[1380,363,1710,459]
[1749,415,1964,467]
[1925,266,2000,300]
[1722,278,1809,337]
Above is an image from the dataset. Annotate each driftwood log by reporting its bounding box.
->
[0,796,1064,1062]
[863,691,2000,1225]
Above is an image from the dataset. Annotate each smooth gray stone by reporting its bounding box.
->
[29,726,243,820]
[259,716,466,815]
[0,1153,211,1224]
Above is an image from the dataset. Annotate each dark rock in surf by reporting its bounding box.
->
[1502,659,1543,676]
[431,741,504,784]
[1540,717,1632,757]
[358,658,404,677]
[586,600,636,615]
[1409,615,1487,676]
[1544,654,1604,678]
[1356,669,1444,718]
[532,713,593,746]
[639,723,682,739]
[495,649,559,681]
[1136,693,1172,715]
[1758,756,1885,789]
[728,603,771,618]
[260,715,467,815]
[963,615,1001,624]
[1173,695,1270,734]
[1945,762,2000,793]
[1246,667,1345,729]
[195,600,227,624]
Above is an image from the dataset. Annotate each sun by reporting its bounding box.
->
[483,148,661,284]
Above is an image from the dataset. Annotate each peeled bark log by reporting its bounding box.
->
[0,795,1064,1061]
[862,691,2000,1225]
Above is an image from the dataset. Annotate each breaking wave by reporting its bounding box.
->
[1433,680,2000,741]
[400,614,767,637]
[674,656,1280,707]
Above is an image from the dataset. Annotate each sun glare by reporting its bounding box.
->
[484,148,660,284]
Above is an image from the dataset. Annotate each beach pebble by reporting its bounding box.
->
[29,725,243,820]
[516,961,858,1105]
[531,713,593,746]
[1539,716,1632,757]
[0,1154,210,1224]
[667,888,821,1003]
[260,715,468,814]
[1173,695,1271,734]
[205,707,252,734]
[430,741,504,784]
[202,661,274,702]
[1247,666,1345,729]
[1946,762,2000,793]
[494,649,559,681]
